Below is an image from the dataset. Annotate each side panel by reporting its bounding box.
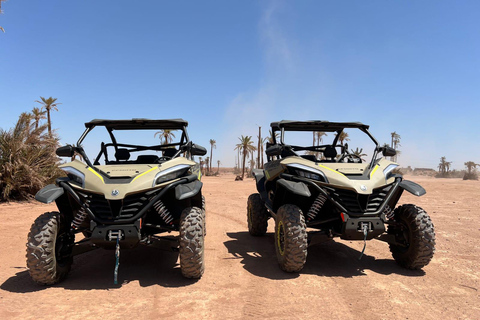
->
[263,160,284,181]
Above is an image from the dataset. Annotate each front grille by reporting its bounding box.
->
[329,184,392,214]
[77,189,158,221]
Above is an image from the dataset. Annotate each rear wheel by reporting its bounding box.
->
[179,207,205,278]
[247,193,269,236]
[388,204,435,269]
[26,211,74,285]
[274,204,308,272]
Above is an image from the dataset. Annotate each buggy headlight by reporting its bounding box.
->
[153,164,190,186]
[61,167,85,188]
[287,164,328,183]
[383,164,399,180]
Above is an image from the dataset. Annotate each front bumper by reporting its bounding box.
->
[340,213,385,240]
[89,220,141,249]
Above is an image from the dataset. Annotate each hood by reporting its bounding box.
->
[278,157,398,194]
[59,158,196,199]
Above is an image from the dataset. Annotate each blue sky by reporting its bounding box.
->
[1,0,479,169]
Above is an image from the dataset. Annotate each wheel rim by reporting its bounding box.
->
[277,221,285,256]
[394,220,411,253]
[55,232,72,266]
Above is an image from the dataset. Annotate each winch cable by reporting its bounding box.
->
[114,234,120,285]
[358,223,369,260]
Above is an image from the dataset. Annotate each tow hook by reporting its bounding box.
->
[358,222,369,260]
[109,230,123,285]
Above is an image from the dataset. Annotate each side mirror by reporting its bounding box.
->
[380,146,396,157]
[56,145,75,157]
[266,144,283,156]
[191,144,207,156]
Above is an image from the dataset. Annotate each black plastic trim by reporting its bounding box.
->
[399,180,426,196]
[35,184,64,204]
[277,179,311,197]
[175,180,203,200]
[280,173,402,217]
[59,174,198,225]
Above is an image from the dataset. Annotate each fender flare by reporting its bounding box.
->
[277,179,311,198]
[35,184,65,204]
[399,180,426,196]
[252,169,265,192]
[175,180,203,201]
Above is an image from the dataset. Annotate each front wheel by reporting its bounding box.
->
[388,204,435,269]
[179,207,205,278]
[247,193,269,236]
[26,211,74,285]
[274,204,308,272]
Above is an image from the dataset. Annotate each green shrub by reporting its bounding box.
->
[0,113,63,201]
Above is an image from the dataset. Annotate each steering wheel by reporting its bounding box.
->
[338,144,363,163]
[155,156,171,163]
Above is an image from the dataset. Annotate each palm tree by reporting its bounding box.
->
[0,112,62,201]
[209,139,216,173]
[261,137,268,168]
[154,130,176,145]
[336,131,350,146]
[465,161,479,175]
[0,0,6,33]
[438,156,451,176]
[315,131,327,145]
[390,131,401,162]
[204,156,210,171]
[198,157,204,174]
[35,96,61,137]
[267,129,280,144]
[257,127,262,169]
[31,107,46,130]
[236,135,257,179]
[217,160,221,173]
[249,158,256,177]
[351,147,367,162]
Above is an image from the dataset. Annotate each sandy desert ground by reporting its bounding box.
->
[0,174,478,320]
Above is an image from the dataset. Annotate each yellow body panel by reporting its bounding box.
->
[275,157,398,195]
[60,158,195,200]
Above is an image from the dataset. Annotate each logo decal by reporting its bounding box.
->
[112,189,119,196]
[360,185,367,191]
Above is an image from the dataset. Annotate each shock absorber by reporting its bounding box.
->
[384,205,394,220]
[72,206,89,229]
[152,199,174,225]
[307,194,327,222]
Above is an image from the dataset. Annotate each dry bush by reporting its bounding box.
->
[0,113,63,201]
[463,172,478,180]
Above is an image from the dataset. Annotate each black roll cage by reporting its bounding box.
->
[72,119,194,170]
[270,120,381,169]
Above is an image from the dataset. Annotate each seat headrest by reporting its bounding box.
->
[136,155,158,164]
[115,148,131,161]
[324,146,337,159]
[163,148,177,158]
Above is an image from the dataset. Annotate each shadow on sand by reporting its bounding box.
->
[224,231,425,280]
[1,245,198,293]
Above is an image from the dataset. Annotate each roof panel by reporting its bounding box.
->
[270,120,369,131]
[84,118,188,130]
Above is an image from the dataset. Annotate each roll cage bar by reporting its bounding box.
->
[269,120,382,169]
[73,119,194,169]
